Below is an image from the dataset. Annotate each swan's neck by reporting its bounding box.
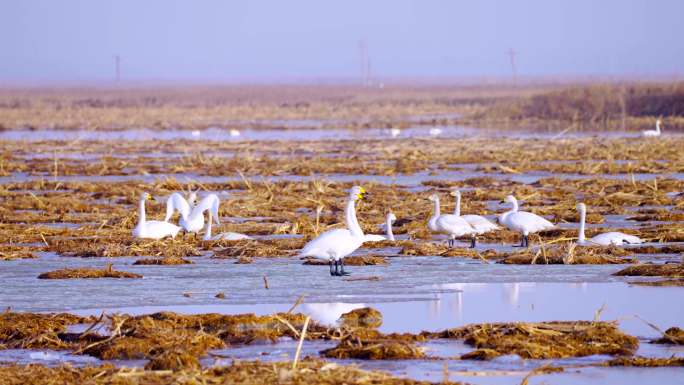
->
[454,194,461,216]
[345,198,364,237]
[203,212,212,241]
[429,199,441,229]
[509,199,519,213]
[138,198,146,226]
[578,208,586,243]
[386,215,394,240]
[656,121,661,133]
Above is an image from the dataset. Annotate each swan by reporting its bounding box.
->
[203,210,252,241]
[365,212,397,242]
[298,186,368,276]
[642,119,662,137]
[451,189,499,247]
[576,203,643,246]
[498,195,555,247]
[165,192,220,233]
[427,194,475,248]
[230,129,241,137]
[429,127,443,137]
[389,128,401,138]
[132,192,181,240]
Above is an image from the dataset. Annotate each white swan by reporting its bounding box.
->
[298,186,368,276]
[642,119,662,137]
[498,195,555,247]
[389,128,401,138]
[427,194,475,248]
[203,210,253,241]
[229,129,241,137]
[132,192,181,240]
[451,189,499,247]
[429,127,443,137]
[165,192,220,233]
[365,212,397,242]
[576,203,643,246]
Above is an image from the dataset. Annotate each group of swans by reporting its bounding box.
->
[428,190,501,248]
[134,184,645,277]
[133,190,250,241]
[428,191,641,248]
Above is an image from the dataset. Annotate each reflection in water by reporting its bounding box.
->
[301,302,365,326]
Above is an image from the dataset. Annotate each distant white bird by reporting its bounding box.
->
[165,192,220,233]
[576,203,643,246]
[498,195,555,247]
[132,192,181,240]
[428,194,475,248]
[642,119,662,137]
[389,128,401,138]
[365,212,397,242]
[203,210,252,241]
[451,189,499,247]
[230,129,241,137]
[298,186,368,276]
[429,127,443,137]
[191,130,201,137]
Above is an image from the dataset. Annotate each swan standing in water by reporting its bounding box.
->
[365,212,397,242]
[576,203,643,246]
[203,211,252,241]
[498,195,555,247]
[642,119,662,137]
[451,189,499,247]
[132,192,181,240]
[165,192,220,234]
[428,194,475,248]
[298,186,368,276]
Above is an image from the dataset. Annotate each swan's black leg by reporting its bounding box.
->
[518,235,525,248]
[339,259,351,276]
[329,260,335,276]
[470,236,477,248]
[523,235,529,248]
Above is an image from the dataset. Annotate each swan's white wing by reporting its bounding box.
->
[591,232,643,246]
[299,229,360,259]
[135,220,181,240]
[463,214,499,234]
[363,234,387,242]
[215,232,253,241]
[165,193,191,222]
[507,212,555,233]
[436,214,475,236]
[193,194,220,225]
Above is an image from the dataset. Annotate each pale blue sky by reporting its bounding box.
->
[1,0,683,83]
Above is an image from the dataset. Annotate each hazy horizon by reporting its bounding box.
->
[3,0,683,85]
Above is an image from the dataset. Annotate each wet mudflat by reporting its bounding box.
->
[1,126,683,384]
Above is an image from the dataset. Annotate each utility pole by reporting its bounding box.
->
[358,40,370,87]
[114,55,121,82]
[505,48,518,85]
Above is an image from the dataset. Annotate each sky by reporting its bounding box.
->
[1,0,683,84]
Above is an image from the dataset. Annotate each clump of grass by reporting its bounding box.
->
[435,321,639,359]
[652,327,684,345]
[0,359,460,385]
[0,312,93,349]
[613,263,684,277]
[133,257,194,265]
[500,243,635,265]
[339,307,383,329]
[37,264,142,279]
[601,356,684,367]
[321,337,425,360]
